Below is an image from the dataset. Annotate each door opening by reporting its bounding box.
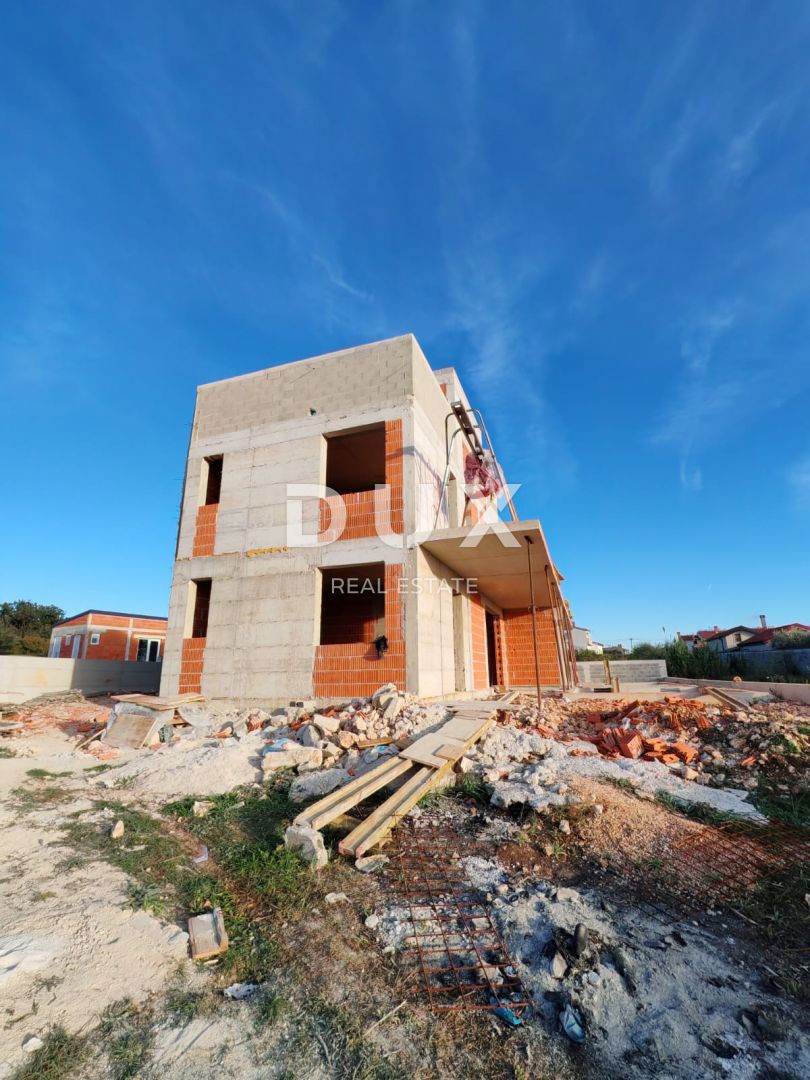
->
[485,610,499,687]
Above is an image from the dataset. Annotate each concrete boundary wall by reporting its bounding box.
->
[577,659,668,685]
[666,676,810,706]
[0,657,162,704]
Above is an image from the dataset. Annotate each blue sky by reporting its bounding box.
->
[1,2,809,645]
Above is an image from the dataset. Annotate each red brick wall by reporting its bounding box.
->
[320,419,403,540]
[85,630,131,660]
[179,637,206,694]
[314,563,405,697]
[502,608,562,685]
[320,589,383,645]
[470,594,489,689]
[193,503,219,557]
[52,614,167,661]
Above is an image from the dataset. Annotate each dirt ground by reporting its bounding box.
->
[0,697,808,1080]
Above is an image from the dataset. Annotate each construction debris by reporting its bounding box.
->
[188,908,228,960]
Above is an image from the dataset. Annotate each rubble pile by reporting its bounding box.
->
[89,684,452,798]
[496,693,810,793]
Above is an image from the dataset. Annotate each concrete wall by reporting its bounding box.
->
[727,647,810,677]
[668,677,810,706]
[577,659,668,685]
[0,657,162,704]
[162,336,440,702]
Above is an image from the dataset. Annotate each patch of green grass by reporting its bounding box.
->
[611,777,638,793]
[301,1000,406,1080]
[751,783,810,827]
[163,984,207,1025]
[100,1000,154,1080]
[26,768,73,779]
[31,890,56,903]
[10,1025,90,1080]
[655,790,746,826]
[85,762,121,773]
[0,745,18,758]
[11,784,73,809]
[125,881,167,918]
[254,992,285,1029]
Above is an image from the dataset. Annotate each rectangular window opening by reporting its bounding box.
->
[204,456,223,505]
[191,579,212,639]
[320,563,385,645]
[90,633,100,645]
[325,424,385,494]
[137,638,161,661]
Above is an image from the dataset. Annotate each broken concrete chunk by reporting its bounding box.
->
[188,907,229,960]
[289,768,349,804]
[22,1035,44,1054]
[364,914,380,930]
[325,892,349,904]
[550,951,567,979]
[298,725,322,748]
[284,824,328,868]
[371,683,397,704]
[261,742,323,772]
[110,820,125,840]
[312,712,340,736]
[354,854,390,874]
[192,800,210,817]
[381,695,403,722]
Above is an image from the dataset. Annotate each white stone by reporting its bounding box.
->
[289,769,349,804]
[284,824,328,869]
[22,1035,44,1053]
[365,914,380,930]
[312,713,340,736]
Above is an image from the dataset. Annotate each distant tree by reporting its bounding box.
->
[575,649,606,662]
[0,601,65,657]
[628,642,666,660]
[0,626,17,655]
[772,630,810,650]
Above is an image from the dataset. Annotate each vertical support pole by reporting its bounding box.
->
[525,536,543,708]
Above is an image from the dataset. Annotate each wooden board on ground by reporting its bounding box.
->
[112,692,204,711]
[104,712,162,749]
[400,732,467,768]
[439,714,491,741]
[188,908,228,959]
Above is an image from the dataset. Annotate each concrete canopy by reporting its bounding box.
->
[420,519,561,610]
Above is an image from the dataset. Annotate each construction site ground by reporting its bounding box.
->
[0,684,808,1080]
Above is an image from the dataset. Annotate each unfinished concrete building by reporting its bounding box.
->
[160,335,576,702]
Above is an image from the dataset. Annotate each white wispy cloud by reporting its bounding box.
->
[719,103,776,189]
[651,304,741,491]
[787,455,810,509]
[250,180,374,311]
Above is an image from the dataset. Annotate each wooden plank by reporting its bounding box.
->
[339,765,436,857]
[440,715,491,740]
[340,713,496,857]
[705,686,742,711]
[400,733,466,768]
[436,743,464,761]
[104,712,162,749]
[112,692,204,710]
[293,756,414,830]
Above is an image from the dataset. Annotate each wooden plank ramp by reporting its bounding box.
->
[293,696,506,858]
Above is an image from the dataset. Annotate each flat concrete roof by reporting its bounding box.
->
[420,519,561,609]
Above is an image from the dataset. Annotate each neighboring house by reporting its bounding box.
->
[572,626,603,654]
[736,623,810,649]
[702,626,759,653]
[48,611,167,662]
[160,335,576,702]
[676,630,716,652]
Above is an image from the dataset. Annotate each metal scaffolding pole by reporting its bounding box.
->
[524,535,543,707]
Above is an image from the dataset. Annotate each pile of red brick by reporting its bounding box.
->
[576,698,718,764]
